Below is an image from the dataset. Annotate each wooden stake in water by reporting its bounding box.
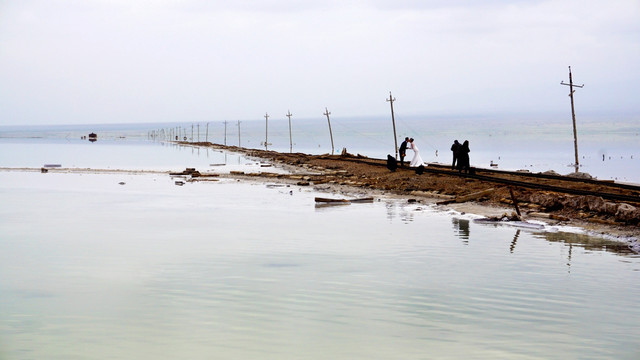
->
[324,107,334,155]
[561,66,584,173]
[387,92,398,160]
[205,122,209,143]
[286,110,293,153]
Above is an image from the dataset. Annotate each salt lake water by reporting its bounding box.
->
[3,113,640,182]
[1,118,640,359]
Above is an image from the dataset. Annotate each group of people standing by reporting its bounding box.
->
[396,137,471,173]
[450,139,470,173]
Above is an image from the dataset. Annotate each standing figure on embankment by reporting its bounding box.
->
[409,138,425,167]
[457,140,470,173]
[451,140,461,170]
[399,137,409,167]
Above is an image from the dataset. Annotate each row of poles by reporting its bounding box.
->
[262,107,335,154]
[149,67,583,170]
[149,106,337,155]
[149,121,243,148]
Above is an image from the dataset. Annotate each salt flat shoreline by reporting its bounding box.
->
[3,145,639,250]
[184,142,640,245]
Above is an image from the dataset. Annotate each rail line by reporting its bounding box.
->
[425,163,640,192]
[193,144,640,203]
[335,156,640,204]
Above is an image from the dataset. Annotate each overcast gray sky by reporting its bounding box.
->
[1,0,639,125]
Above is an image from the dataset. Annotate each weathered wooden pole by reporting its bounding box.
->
[387,92,399,160]
[508,187,521,218]
[197,124,200,142]
[205,122,209,142]
[324,107,334,155]
[561,66,584,173]
[237,120,241,147]
[224,121,228,145]
[264,112,271,150]
[286,110,293,153]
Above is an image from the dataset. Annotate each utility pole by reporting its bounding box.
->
[191,124,194,143]
[205,122,209,143]
[264,112,271,150]
[561,66,584,173]
[237,120,241,147]
[324,107,335,155]
[387,91,398,160]
[224,121,228,145]
[197,124,200,142]
[286,110,293,153]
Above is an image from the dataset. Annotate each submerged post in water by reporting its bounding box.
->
[324,107,335,155]
[286,110,293,153]
[561,66,584,173]
[387,92,398,160]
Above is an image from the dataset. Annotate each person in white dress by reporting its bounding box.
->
[408,138,425,167]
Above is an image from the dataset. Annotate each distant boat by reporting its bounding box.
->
[88,133,97,142]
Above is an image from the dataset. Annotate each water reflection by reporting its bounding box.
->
[510,229,521,253]
[452,218,470,244]
[534,231,636,256]
[2,171,640,359]
[314,202,351,210]
[390,202,417,223]
[383,202,414,222]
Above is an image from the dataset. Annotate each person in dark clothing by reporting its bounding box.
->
[386,154,398,171]
[457,140,470,173]
[450,140,461,170]
[399,137,409,167]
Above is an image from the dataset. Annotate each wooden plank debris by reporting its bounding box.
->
[314,197,374,204]
[436,188,494,205]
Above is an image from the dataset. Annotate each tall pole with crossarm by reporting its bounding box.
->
[324,107,335,155]
[387,92,398,160]
[286,110,293,153]
[561,66,584,173]
[264,112,270,150]
[237,120,241,147]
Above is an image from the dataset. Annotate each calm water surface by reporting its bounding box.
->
[2,114,640,182]
[0,128,639,359]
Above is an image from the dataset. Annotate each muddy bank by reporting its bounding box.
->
[182,142,640,240]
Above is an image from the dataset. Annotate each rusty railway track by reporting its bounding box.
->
[335,156,640,204]
[200,144,640,204]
